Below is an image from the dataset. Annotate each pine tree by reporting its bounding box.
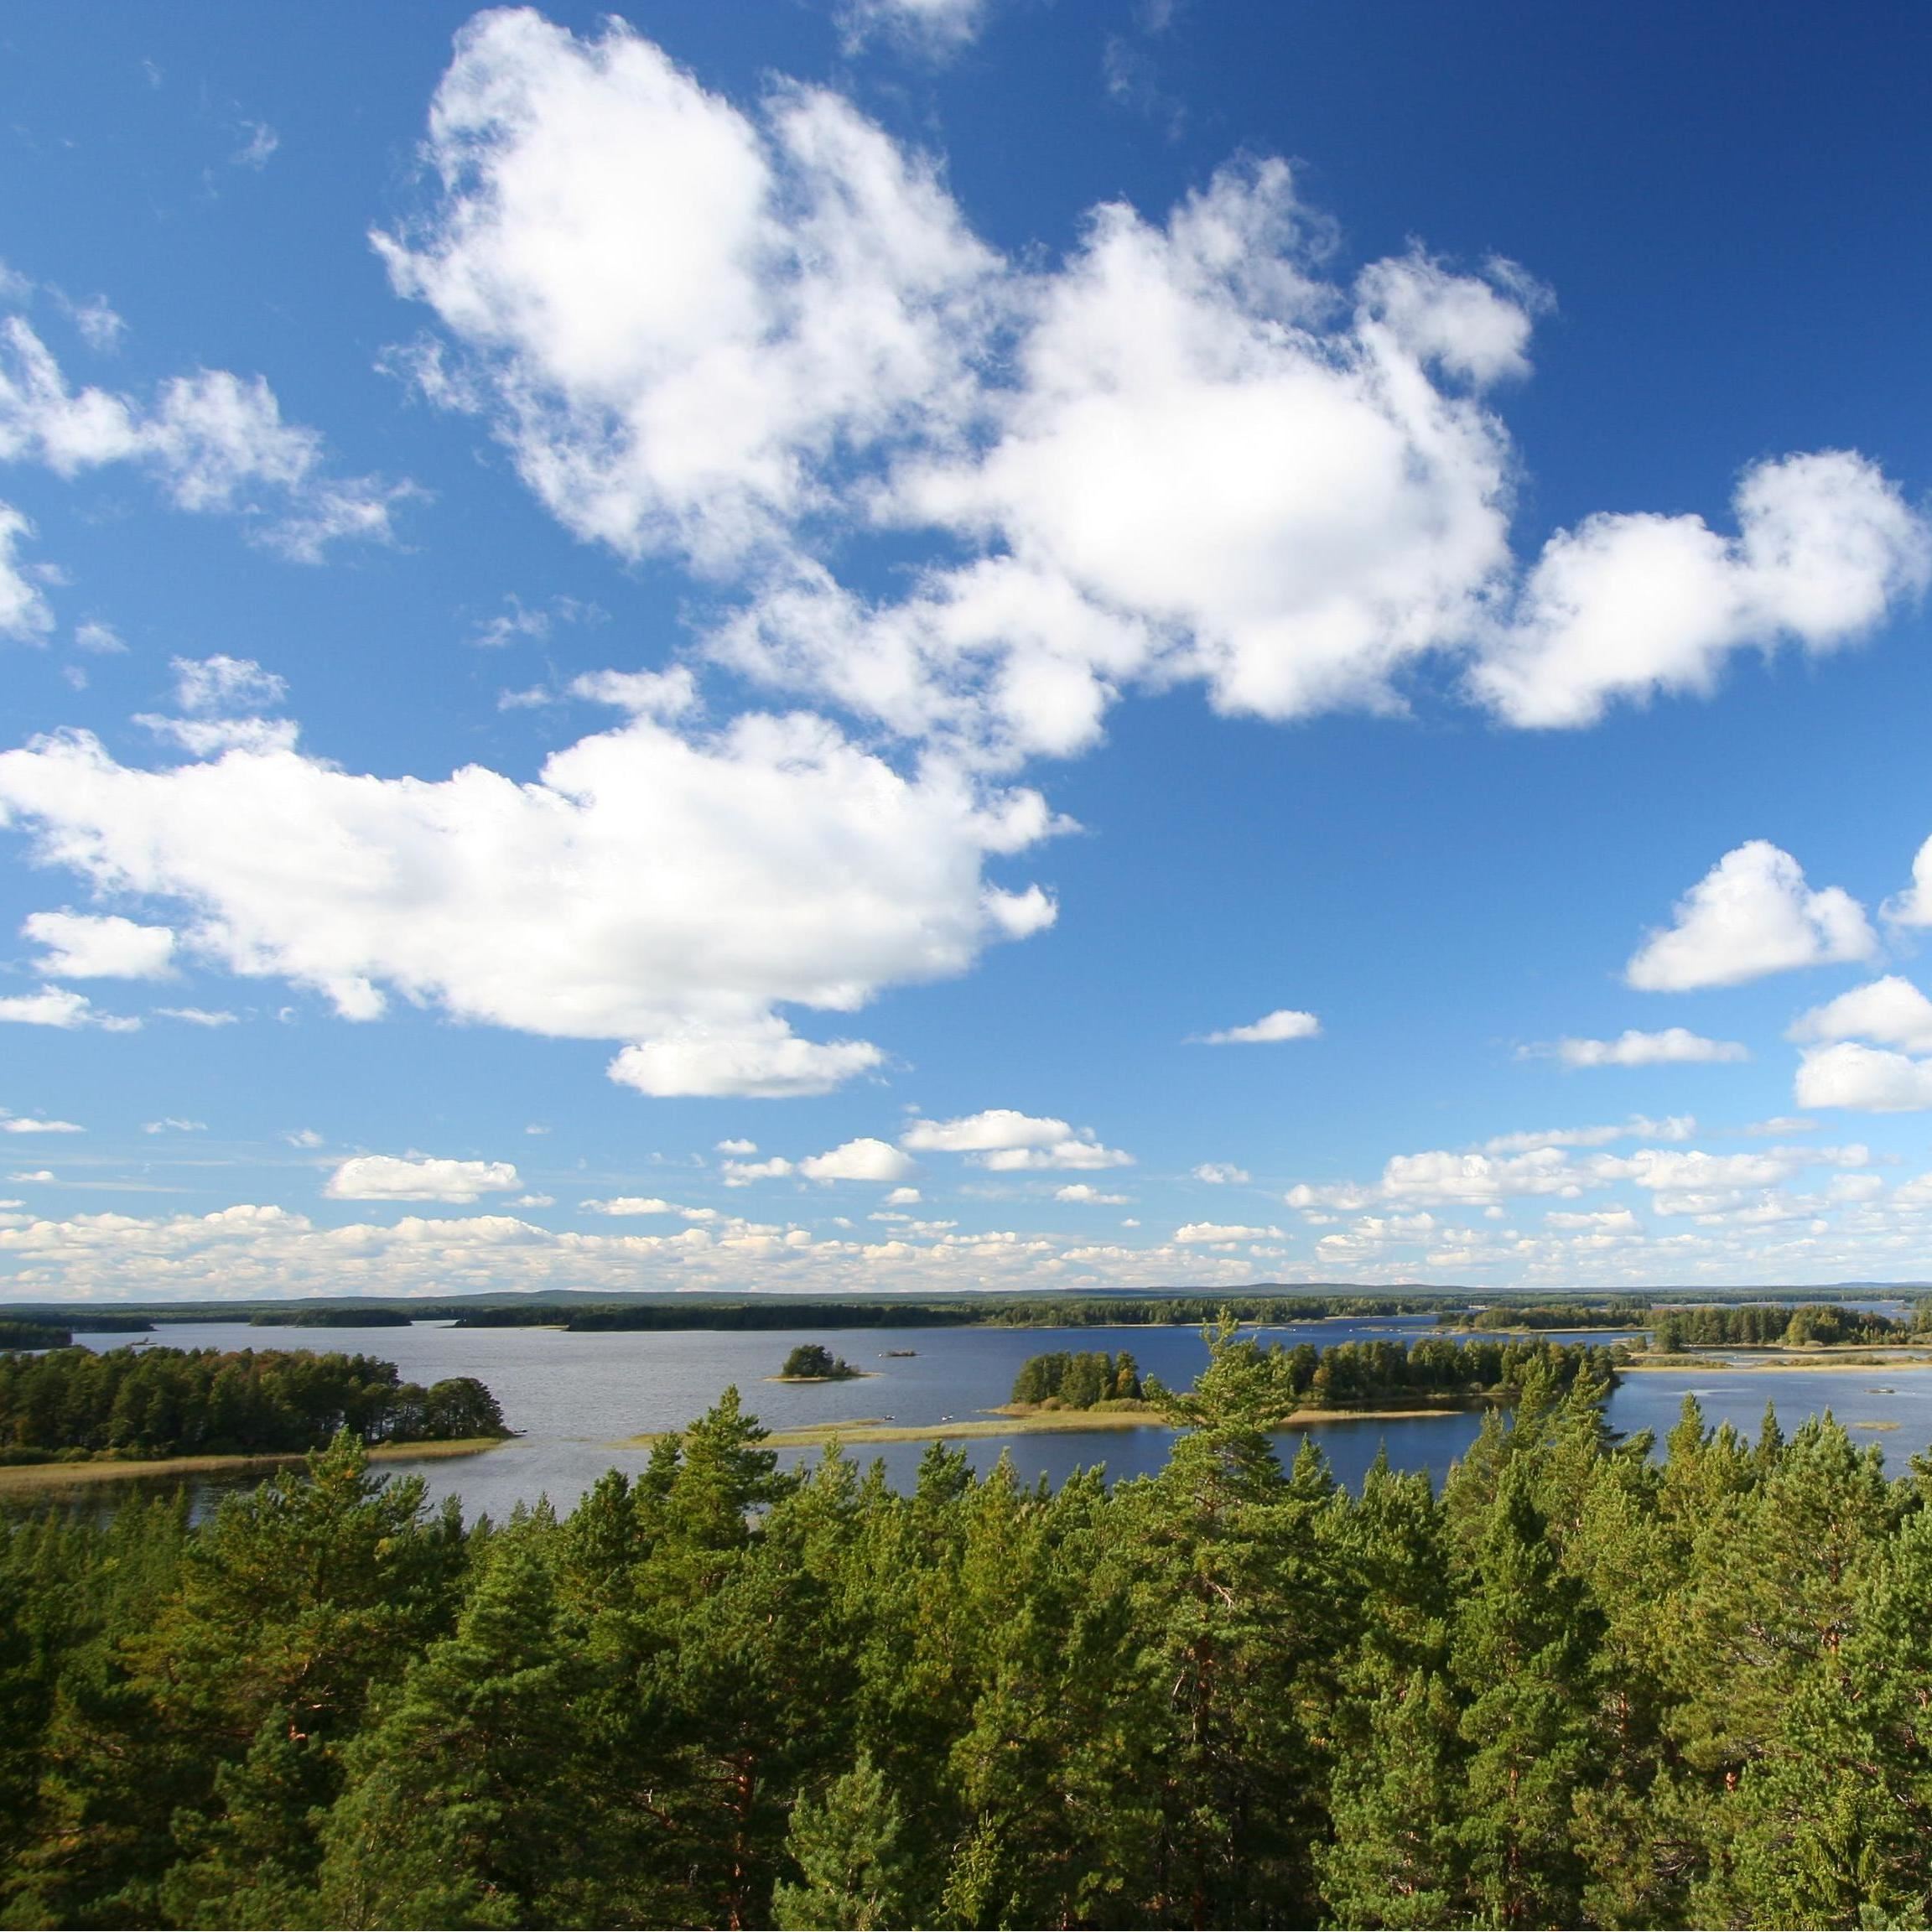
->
[315,1536,584,1930]
[1452,1457,1600,1928]
[773,1753,919,1929]
[1318,1659,1466,1927]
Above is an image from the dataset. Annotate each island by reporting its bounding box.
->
[730,1333,1624,1448]
[773,1342,867,1382]
[0,1343,515,1491]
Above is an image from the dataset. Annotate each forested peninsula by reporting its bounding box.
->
[0,1347,509,1464]
[2,1331,1929,1929]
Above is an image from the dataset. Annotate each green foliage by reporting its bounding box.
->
[8,1340,1932,1928]
[248,1307,414,1327]
[1008,1348,1142,1406]
[1447,1300,1651,1332]
[0,1346,510,1460]
[1652,1301,1901,1350]
[0,1322,69,1349]
[1017,1327,1618,1419]
[779,1343,860,1380]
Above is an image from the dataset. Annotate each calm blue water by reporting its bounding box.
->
[39,1317,1924,1519]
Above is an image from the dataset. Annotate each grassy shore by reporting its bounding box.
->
[0,1436,507,1495]
[622,1399,1483,1452]
[761,1372,876,1384]
[1623,1350,1932,1373]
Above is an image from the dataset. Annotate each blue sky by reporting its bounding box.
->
[3,0,1932,1299]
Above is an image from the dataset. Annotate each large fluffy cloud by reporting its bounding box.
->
[1789,975,1932,1055]
[376,10,995,569]
[1471,452,1929,727]
[1624,840,1874,990]
[382,13,1925,768]
[325,1156,522,1202]
[0,706,1058,1097]
[1787,975,1932,1114]
[1795,1042,1932,1113]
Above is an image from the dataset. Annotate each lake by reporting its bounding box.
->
[39,1317,1928,1519]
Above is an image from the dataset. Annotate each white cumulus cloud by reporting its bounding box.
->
[23,911,175,979]
[901,1108,1067,1153]
[173,654,288,715]
[1174,1221,1281,1243]
[1056,1182,1130,1204]
[1795,1042,1932,1114]
[376,18,1926,774]
[797,1135,915,1182]
[1473,453,1929,727]
[1625,840,1874,991]
[1192,1161,1251,1183]
[376,11,996,569]
[1553,1029,1749,1067]
[0,502,52,641]
[720,1155,796,1185]
[0,706,1057,1098]
[1193,1008,1320,1045]
[0,985,138,1030]
[900,1108,1131,1170]
[1790,975,1932,1055]
[0,317,408,559]
[325,1156,522,1203]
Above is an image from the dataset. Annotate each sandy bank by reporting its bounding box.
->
[0,1436,507,1494]
[623,1400,1481,1451]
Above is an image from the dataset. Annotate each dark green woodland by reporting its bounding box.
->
[0,1347,508,1462]
[2,1328,1930,1928]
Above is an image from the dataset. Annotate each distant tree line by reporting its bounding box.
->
[3,1339,1931,1928]
[1652,1303,1909,1352]
[1009,1349,1145,1407]
[248,1309,415,1328]
[0,1322,69,1352]
[457,1293,1450,1332]
[0,1348,509,1462]
[1444,1302,1652,1332]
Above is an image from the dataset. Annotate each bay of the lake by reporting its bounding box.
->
[49,1317,1930,1519]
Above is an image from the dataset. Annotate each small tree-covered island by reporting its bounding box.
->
[3,1326,1932,1927]
[1005,1334,1622,1421]
[775,1343,866,1383]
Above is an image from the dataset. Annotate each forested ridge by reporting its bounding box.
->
[3,1331,1930,1928]
[0,1347,509,1462]
[501,1294,1450,1332]
[1010,1335,1621,1412]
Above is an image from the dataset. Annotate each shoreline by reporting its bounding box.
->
[0,1436,507,1495]
[625,1400,1486,1451]
[1623,1353,1932,1374]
